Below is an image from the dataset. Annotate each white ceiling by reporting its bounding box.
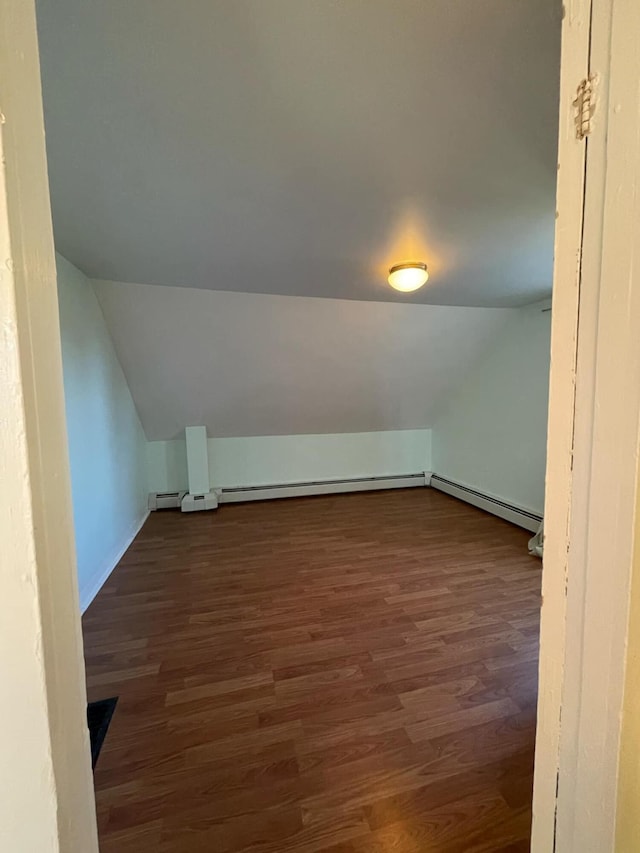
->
[37,0,561,307]
[94,279,511,441]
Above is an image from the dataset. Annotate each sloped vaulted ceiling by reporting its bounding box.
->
[40,2,559,441]
[94,280,511,441]
[37,0,561,307]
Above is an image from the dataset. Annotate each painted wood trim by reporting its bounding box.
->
[550,0,609,845]
[0,0,99,848]
[531,0,593,848]
[556,1,640,848]
[616,484,640,849]
[535,0,640,850]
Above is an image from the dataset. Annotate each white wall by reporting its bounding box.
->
[432,303,551,514]
[57,255,148,609]
[147,429,431,492]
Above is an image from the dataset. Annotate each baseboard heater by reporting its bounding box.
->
[219,473,428,504]
[430,474,542,533]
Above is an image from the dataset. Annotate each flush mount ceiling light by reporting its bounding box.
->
[388,262,429,293]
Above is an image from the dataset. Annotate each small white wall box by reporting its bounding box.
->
[181,492,219,512]
[181,425,218,513]
[148,491,187,510]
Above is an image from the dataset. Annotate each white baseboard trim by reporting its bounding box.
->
[80,510,150,613]
[430,474,542,533]
[219,472,429,504]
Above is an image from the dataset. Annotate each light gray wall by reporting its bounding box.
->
[432,303,552,514]
[57,254,148,609]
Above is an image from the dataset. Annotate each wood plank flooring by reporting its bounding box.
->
[83,488,541,852]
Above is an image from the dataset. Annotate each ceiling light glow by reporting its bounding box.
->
[388,262,429,292]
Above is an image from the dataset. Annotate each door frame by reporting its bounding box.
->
[4,0,640,850]
[0,0,99,849]
[532,0,640,849]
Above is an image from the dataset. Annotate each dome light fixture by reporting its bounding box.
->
[388,261,429,293]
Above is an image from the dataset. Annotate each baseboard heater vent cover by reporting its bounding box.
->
[220,473,428,504]
[148,491,187,510]
[430,474,542,533]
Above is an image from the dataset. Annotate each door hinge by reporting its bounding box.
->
[573,76,596,139]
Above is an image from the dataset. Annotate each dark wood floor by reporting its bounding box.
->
[83,488,541,853]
